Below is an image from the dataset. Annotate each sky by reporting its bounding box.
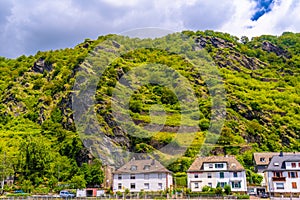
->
[0,0,300,58]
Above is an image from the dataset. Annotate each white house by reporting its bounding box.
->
[112,158,172,192]
[253,152,300,195]
[265,153,300,196]
[187,156,247,192]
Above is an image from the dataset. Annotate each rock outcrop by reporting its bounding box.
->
[32,58,53,73]
[261,41,291,58]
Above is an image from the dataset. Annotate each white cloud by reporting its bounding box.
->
[220,0,300,38]
[0,0,300,58]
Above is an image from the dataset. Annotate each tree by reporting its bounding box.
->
[215,186,223,196]
[69,175,86,189]
[240,36,249,44]
[89,159,104,186]
[18,136,53,182]
[224,184,231,195]
[202,185,211,192]
[21,179,33,193]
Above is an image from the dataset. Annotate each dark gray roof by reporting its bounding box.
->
[265,154,300,171]
[113,159,171,174]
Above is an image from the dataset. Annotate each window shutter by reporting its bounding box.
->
[288,172,291,178]
[296,172,298,178]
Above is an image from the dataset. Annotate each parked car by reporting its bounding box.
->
[59,190,75,198]
[261,193,269,198]
[14,190,28,196]
[14,190,25,194]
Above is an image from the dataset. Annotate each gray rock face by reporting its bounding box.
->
[261,41,291,58]
[32,58,53,73]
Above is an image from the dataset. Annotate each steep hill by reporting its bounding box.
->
[0,31,299,187]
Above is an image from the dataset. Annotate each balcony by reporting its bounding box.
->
[272,177,286,182]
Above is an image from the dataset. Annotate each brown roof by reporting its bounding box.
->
[113,159,171,174]
[253,152,300,166]
[187,156,244,172]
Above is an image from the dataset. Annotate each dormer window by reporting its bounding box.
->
[291,163,296,168]
[215,163,224,168]
[260,157,265,162]
[131,165,137,171]
[274,162,279,166]
[209,164,213,168]
[144,165,150,170]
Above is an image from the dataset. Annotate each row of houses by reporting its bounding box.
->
[111,152,300,196]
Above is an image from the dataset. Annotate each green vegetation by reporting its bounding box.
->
[0,30,299,192]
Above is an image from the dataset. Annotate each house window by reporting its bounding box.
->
[195,182,199,189]
[220,182,227,188]
[130,174,135,179]
[158,183,163,189]
[130,183,136,189]
[215,163,224,168]
[292,163,296,168]
[118,183,122,190]
[209,164,213,168]
[233,172,238,177]
[260,157,265,162]
[118,174,122,180]
[208,182,212,187]
[158,173,162,179]
[231,182,241,188]
[144,174,149,179]
[274,171,282,177]
[292,182,297,189]
[207,173,212,178]
[298,163,300,167]
[194,174,199,178]
[289,172,298,178]
[131,165,137,171]
[276,183,284,189]
[220,172,224,179]
[144,183,149,189]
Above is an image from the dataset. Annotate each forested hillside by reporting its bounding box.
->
[0,30,299,191]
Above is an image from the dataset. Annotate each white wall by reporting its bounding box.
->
[113,172,172,192]
[187,171,247,192]
[266,171,300,193]
[203,162,227,171]
[285,161,300,170]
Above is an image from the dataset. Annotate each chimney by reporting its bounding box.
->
[151,159,155,165]
[279,151,283,157]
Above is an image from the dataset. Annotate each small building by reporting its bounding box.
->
[76,188,104,197]
[264,153,300,196]
[187,156,247,192]
[253,152,279,173]
[112,158,172,192]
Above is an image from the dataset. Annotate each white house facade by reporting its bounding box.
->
[112,159,172,192]
[265,153,300,196]
[253,152,300,196]
[187,156,247,192]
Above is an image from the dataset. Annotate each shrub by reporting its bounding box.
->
[224,184,231,195]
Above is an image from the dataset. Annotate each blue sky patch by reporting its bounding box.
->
[251,0,276,21]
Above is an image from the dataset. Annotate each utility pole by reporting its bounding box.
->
[57,165,60,182]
